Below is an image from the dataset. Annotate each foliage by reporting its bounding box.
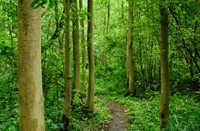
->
[70,96,112,130]
[30,0,54,9]
[0,0,200,130]
[44,94,112,130]
[96,86,200,131]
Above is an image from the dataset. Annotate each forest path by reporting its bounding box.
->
[101,99,128,131]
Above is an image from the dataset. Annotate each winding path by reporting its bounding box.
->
[102,100,128,131]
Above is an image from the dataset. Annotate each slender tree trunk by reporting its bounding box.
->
[8,0,15,110]
[107,0,110,33]
[104,15,106,33]
[189,55,194,77]
[148,5,155,85]
[87,0,95,113]
[193,18,199,60]
[63,0,71,130]
[18,0,45,130]
[54,0,61,119]
[79,0,87,87]
[127,0,134,94]
[72,0,80,92]
[160,3,170,130]
[54,0,62,48]
[147,41,153,85]
[121,0,124,26]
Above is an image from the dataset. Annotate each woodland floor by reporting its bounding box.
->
[100,99,128,131]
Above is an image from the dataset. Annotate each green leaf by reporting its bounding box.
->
[30,0,40,9]
[48,0,54,9]
[30,0,48,9]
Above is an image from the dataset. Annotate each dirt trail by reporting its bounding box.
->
[101,100,128,131]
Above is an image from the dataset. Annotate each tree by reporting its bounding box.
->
[18,0,45,130]
[79,0,87,87]
[121,0,125,26]
[87,0,95,113]
[127,0,134,94]
[159,1,170,130]
[169,4,200,77]
[106,0,110,33]
[63,0,72,130]
[54,0,62,48]
[72,0,80,92]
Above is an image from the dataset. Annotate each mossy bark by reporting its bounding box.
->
[160,3,170,130]
[87,0,95,113]
[64,0,72,130]
[127,1,134,94]
[72,0,80,92]
[79,0,87,87]
[18,0,45,130]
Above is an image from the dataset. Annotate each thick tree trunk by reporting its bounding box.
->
[63,0,72,130]
[79,0,87,87]
[160,4,170,130]
[18,0,45,130]
[72,0,80,91]
[127,1,134,94]
[87,0,95,113]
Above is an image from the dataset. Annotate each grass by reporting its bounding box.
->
[44,94,112,131]
[1,77,199,131]
[95,86,200,131]
[0,87,112,131]
[69,96,112,131]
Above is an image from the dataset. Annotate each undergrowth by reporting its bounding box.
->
[69,96,112,131]
[0,86,111,131]
[95,86,200,131]
[45,94,112,131]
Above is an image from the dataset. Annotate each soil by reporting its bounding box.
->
[101,100,128,131]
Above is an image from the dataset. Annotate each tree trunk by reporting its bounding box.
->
[121,0,124,26]
[79,0,87,87]
[54,0,61,119]
[107,0,110,33]
[72,0,80,92]
[160,3,170,130]
[87,0,95,113]
[54,0,62,48]
[147,36,154,86]
[127,0,134,94]
[18,0,45,130]
[63,0,72,130]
